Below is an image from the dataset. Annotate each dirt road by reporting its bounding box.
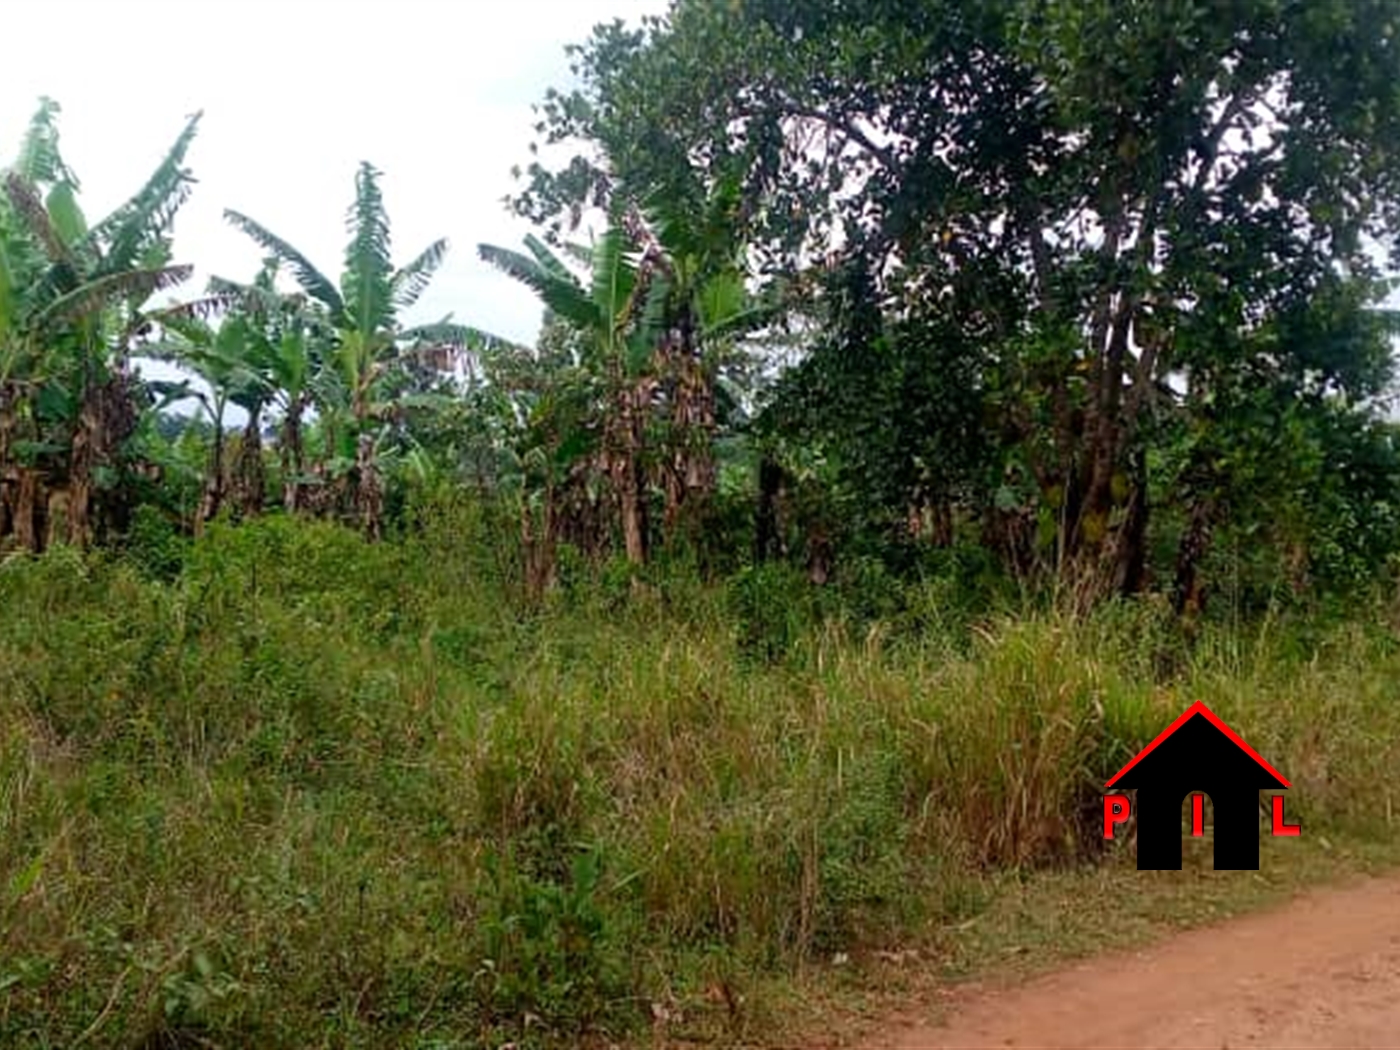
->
[853,873,1400,1049]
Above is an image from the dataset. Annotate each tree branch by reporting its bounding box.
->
[739,101,899,171]
[1192,91,1250,194]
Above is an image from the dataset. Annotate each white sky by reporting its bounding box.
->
[1,0,669,347]
[8,2,1393,425]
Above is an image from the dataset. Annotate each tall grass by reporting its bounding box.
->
[2,510,1398,1048]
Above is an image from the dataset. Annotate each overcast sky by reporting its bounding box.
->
[1,0,669,347]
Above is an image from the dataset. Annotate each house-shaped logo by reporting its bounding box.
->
[1103,701,1300,870]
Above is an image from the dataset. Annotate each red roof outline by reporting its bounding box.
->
[1105,700,1291,789]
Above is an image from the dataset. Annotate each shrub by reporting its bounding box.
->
[2,518,1398,1047]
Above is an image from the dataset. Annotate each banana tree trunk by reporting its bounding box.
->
[0,386,15,543]
[355,432,383,541]
[554,457,607,561]
[603,370,651,567]
[617,462,647,566]
[665,355,717,534]
[807,523,832,585]
[63,367,140,548]
[45,486,75,551]
[684,361,717,499]
[755,455,783,563]
[663,455,685,534]
[612,382,649,566]
[661,312,717,541]
[197,417,226,533]
[280,399,306,513]
[13,467,43,552]
[906,497,954,546]
[234,409,265,518]
[662,346,687,534]
[66,406,97,549]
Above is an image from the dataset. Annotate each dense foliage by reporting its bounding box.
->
[5,3,1400,1046]
[6,2,1400,615]
[3,512,1399,1047]
[513,0,1400,609]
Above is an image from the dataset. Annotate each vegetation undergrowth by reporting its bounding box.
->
[3,511,1398,1049]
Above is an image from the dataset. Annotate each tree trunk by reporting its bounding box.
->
[0,386,15,543]
[45,487,72,551]
[14,467,43,552]
[234,410,265,518]
[681,356,717,532]
[662,337,689,535]
[280,401,306,513]
[984,505,1036,583]
[1173,497,1215,617]
[618,459,647,566]
[665,352,717,535]
[67,400,97,548]
[663,449,685,534]
[932,499,953,547]
[64,368,140,548]
[1064,248,1157,599]
[521,485,558,600]
[755,455,783,563]
[610,381,649,566]
[197,421,226,533]
[1112,443,1150,596]
[806,524,832,585]
[553,458,604,560]
[355,432,383,541]
[1072,436,1122,577]
[907,495,954,546]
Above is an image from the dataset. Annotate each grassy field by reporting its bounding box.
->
[3,510,1399,1048]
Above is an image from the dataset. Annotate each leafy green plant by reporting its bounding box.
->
[725,561,814,663]
[475,847,633,1036]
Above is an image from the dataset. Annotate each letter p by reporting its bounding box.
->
[1104,794,1131,839]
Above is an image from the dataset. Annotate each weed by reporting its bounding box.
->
[1,516,1397,1047]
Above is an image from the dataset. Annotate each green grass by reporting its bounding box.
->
[2,512,1398,1048]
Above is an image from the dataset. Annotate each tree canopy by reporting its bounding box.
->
[4,2,1400,616]
[512,0,1400,605]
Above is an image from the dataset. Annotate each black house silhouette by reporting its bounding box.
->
[1106,701,1290,870]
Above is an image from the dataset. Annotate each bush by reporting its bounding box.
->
[3,518,1399,1047]
[122,504,190,582]
[474,848,633,1035]
[725,561,815,663]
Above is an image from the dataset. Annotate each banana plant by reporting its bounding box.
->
[477,225,667,567]
[634,175,784,532]
[195,263,332,514]
[0,98,201,550]
[146,311,272,529]
[223,162,468,537]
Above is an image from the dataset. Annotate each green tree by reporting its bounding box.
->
[147,310,266,529]
[1,98,200,550]
[636,177,783,540]
[475,227,663,569]
[223,162,464,537]
[197,264,331,515]
[518,0,1400,601]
